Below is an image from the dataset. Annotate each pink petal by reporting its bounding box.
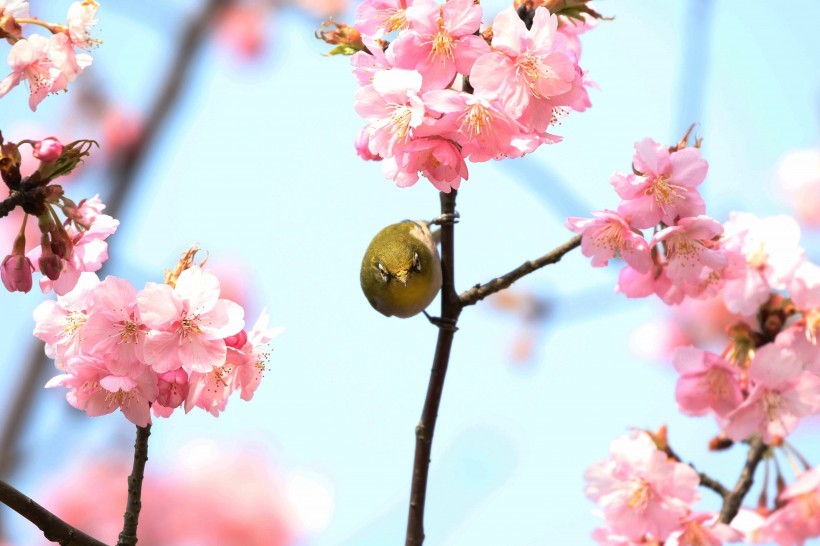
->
[749,344,802,388]
[180,335,227,374]
[669,147,708,189]
[143,331,183,373]
[175,267,220,315]
[199,299,245,339]
[137,282,182,329]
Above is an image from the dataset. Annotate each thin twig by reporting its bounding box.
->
[405,191,461,546]
[459,235,581,307]
[0,480,108,546]
[718,437,767,524]
[698,471,730,499]
[116,425,151,546]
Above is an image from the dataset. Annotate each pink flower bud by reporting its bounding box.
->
[157,370,189,409]
[224,329,248,349]
[38,252,63,280]
[355,127,381,161]
[33,137,64,162]
[1,254,34,292]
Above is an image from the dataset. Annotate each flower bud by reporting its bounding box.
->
[157,369,189,409]
[224,329,248,349]
[1,254,34,292]
[355,127,380,161]
[33,137,64,162]
[38,246,63,280]
[315,20,365,56]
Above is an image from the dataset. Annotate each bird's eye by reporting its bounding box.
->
[413,252,422,272]
[376,262,389,282]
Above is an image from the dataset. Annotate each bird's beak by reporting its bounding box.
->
[395,271,409,286]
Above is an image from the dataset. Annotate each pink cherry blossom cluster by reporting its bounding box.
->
[585,430,742,545]
[347,0,594,191]
[0,0,98,111]
[588,432,820,545]
[573,133,820,544]
[1,135,117,294]
[34,261,282,427]
[566,133,728,305]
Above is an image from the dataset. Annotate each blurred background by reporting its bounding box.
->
[1,0,819,544]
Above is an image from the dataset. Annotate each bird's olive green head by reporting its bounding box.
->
[360,221,443,318]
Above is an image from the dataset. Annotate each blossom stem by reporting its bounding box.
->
[116,425,151,546]
[459,235,581,307]
[10,19,66,34]
[718,436,768,524]
[0,479,107,546]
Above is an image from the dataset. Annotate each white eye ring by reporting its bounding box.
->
[413,252,422,272]
[376,262,389,282]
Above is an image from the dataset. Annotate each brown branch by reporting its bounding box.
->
[116,425,151,546]
[405,191,461,546]
[459,235,581,307]
[662,441,730,499]
[698,470,730,499]
[0,480,108,546]
[718,437,767,524]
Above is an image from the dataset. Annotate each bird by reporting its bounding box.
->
[360,220,442,318]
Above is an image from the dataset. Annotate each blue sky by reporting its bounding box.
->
[1,0,820,544]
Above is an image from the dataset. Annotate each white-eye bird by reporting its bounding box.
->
[360,220,442,318]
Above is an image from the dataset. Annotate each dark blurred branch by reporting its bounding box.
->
[460,235,581,307]
[107,0,230,213]
[0,0,229,536]
[0,480,108,546]
[116,425,151,546]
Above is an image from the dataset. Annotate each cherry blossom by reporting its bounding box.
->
[664,513,743,546]
[672,346,743,417]
[388,0,488,90]
[612,138,707,229]
[585,431,700,541]
[723,344,820,443]
[720,213,804,316]
[80,275,149,374]
[0,34,66,111]
[470,7,578,127]
[652,216,726,285]
[761,468,820,546]
[139,266,245,374]
[566,210,651,273]
[354,68,426,158]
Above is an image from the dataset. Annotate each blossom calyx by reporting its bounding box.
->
[164,245,205,287]
[513,0,605,27]
[316,20,365,56]
[36,139,97,182]
[0,9,23,40]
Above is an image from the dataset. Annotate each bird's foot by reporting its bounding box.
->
[430,211,460,226]
[423,311,459,332]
